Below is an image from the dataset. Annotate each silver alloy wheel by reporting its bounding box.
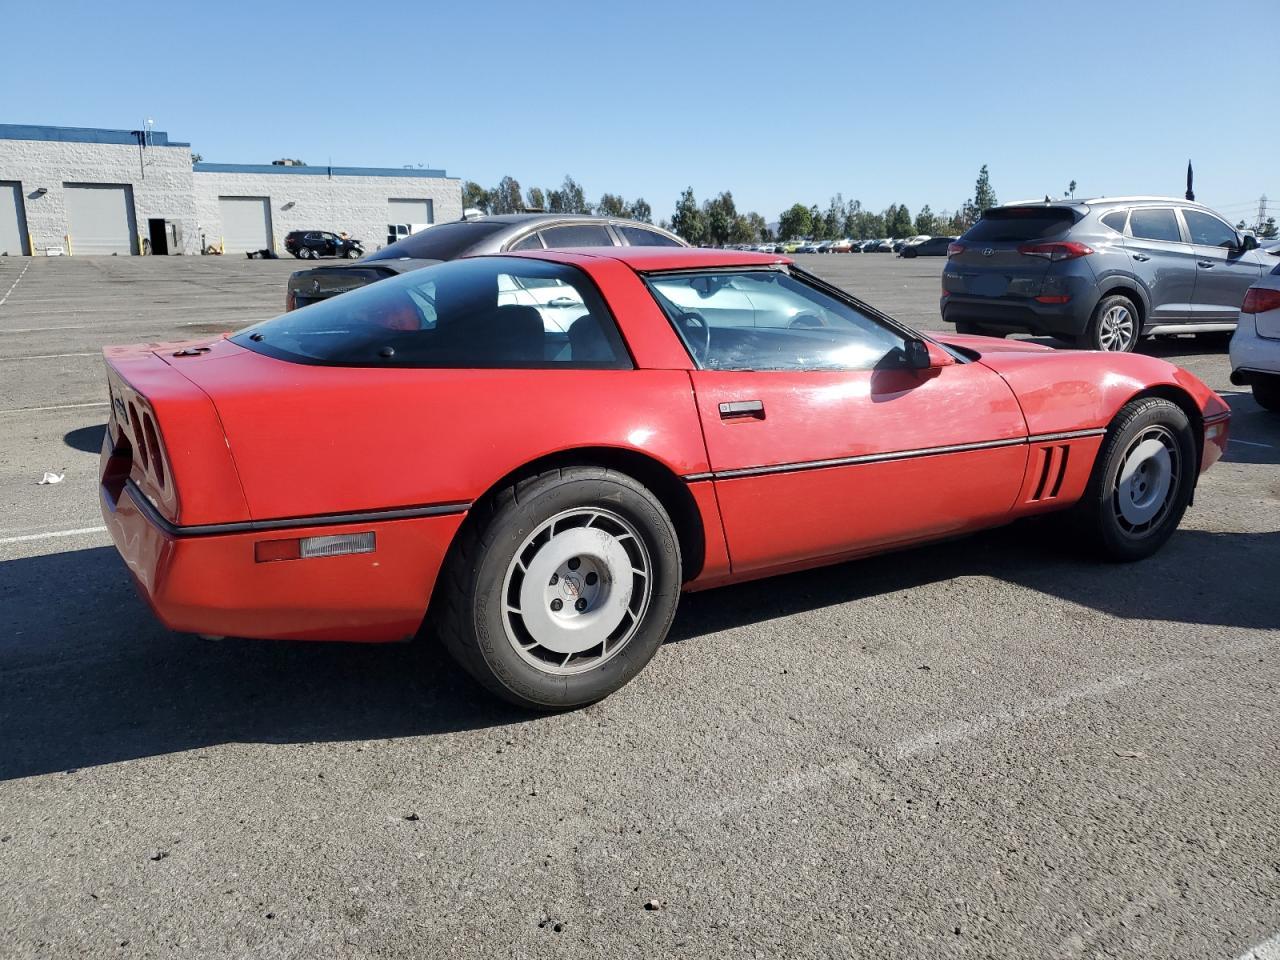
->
[501,508,652,675]
[1112,425,1180,535]
[1097,303,1136,351]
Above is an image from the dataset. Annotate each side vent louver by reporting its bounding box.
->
[1029,444,1070,502]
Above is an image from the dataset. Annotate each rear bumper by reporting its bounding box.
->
[940,291,1096,338]
[101,480,465,642]
[1229,313,1280,383]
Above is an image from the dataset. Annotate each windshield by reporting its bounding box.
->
[233,257,630,369]
[365,220,508,262]
[964,207,1076,242]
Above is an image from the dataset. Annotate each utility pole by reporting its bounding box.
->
[1257,195,1268,233]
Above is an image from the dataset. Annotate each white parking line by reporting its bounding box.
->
[0,526,108,546]
[0,262,31,307]
[1231,438,1275,449]
[1235,933,1280,960]
[0,400,108,415]
[0,352,99,361]
[709,636,1271,823]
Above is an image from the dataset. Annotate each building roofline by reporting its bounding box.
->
[0,123,190,148]
[194,162,453,180]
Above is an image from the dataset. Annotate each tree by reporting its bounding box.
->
[488,176,524,215]
[545,175,589,214]
[703,191,741,246]
[670,187,708,245]
[777,203,812,241]
[914,205,936,236]
[462,180,490,213]
[841,199,863,238]
[888,204,913,238]
[596,193,630,218]
[190,152,203,164]
[972,164,998,215]
[1261,217,1278,239]
[744,212,768,243]
[1066,179,1077,199]
[525,186,545,211]
[630,198,652,223]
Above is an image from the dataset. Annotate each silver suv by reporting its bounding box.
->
[941,197,1269,351]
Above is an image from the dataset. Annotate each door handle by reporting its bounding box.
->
[1130,253,1150,262]
[1197,260,1214,268]
[718,399,765,420]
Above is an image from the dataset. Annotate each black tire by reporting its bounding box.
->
[1079,294,1140,352]
[1253,375,1280,412]
[1071,397,1196,561]
[435,466,682,710]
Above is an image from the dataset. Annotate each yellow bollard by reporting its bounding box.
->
[66,234,72,256]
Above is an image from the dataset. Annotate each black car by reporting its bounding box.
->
[284,231,364,260]
[900,236,956,258]
[285,214,686,311]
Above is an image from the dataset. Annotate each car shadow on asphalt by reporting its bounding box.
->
[2,521,1276,782]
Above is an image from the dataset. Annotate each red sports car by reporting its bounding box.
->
[100,248,1230,709]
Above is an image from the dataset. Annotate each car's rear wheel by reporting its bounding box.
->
[1081,294,1140,352]
[1071,397,1196,561]
[435,466,682,710]
[345,248,361,259]
[1253,374,1280,412]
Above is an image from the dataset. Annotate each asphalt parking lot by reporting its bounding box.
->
[0,253,1277,959]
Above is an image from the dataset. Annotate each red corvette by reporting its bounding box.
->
[100,248,1230,709]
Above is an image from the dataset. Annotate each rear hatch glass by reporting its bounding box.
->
[288,265,400,308]
[947,207,1079,298]
[365,220,507,262]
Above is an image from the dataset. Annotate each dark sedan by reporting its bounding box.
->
[286,214,686,311]
[900,236,957,258]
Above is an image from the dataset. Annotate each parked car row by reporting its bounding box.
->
[939,196,1272,353]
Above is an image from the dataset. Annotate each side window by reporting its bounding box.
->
[645,270,907,372]
[618,226,683,248]
[508,232,543,251]
[1128,208,1183,243]
[539,223,614,248]
[1183,210,1237,248]
[1100,210,1128,234]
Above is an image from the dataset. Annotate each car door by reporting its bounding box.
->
[1181,208,1264,321]
[1124,206,1199,321]
[647,268,1028,575]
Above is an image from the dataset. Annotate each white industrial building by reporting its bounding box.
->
[0,123,461,257]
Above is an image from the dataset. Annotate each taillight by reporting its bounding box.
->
[286,290,297,312]
[1017,241,1094,261]
[1242,286,1280,314]
[947,242,965,257]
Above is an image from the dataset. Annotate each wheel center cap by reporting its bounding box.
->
[561,575,582,598]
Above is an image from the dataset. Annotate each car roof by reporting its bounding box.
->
[500,246,790,272]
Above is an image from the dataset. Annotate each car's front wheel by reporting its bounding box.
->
[1071,397,1196,561]
[345,248,361,259]
[435,466,682,710]
[1081,294,1140,352]
[1252,374,1280,412]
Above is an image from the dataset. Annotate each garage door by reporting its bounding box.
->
[0,182,29,256]
[388,198,433,226]
[218,197,273,253]
[65,183,137,255]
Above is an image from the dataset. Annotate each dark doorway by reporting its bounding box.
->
[147,218,169,255]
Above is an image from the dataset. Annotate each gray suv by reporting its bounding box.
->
[941,197,1268,351]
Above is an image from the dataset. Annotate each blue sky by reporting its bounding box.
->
[4,0,1275,226]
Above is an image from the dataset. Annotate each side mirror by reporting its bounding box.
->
[1240,233,1259,252]
[904,338,955,371]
